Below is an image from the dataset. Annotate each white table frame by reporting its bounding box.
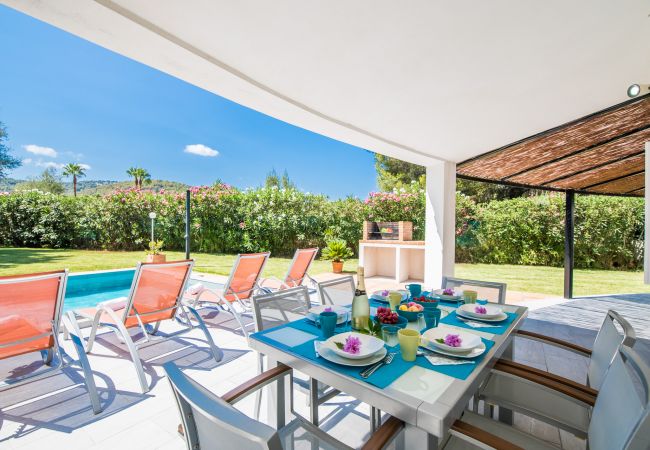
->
[249,303,528,447]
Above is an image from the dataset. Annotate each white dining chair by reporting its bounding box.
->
[164,362,405,450]
[442,344,650,450]
[477,309,636,437]
[441,276,507,304]
[252,286,342,426]
[317,276,355,306]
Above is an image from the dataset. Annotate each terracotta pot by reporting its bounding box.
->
[146,254,167,263]
[332,261,344,273]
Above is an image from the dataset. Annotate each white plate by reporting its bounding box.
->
[307,305,349,324]
[456,310,508,323]
[422,340,486,359]
[432,289,463,301]
[317,343,387,367]
[458,303,503,319]
[422,327,482,353]
[322,332,385,360]
[370,290,408,303]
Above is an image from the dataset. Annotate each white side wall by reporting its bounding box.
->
[424,161,456,287]
[645,142,650,284]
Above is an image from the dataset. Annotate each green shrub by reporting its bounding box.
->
[0,187,644,270]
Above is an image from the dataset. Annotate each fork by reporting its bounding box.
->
[360,353,396,378]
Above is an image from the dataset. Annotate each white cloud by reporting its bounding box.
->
[22,158,33,165]
[23,144,58,158]
[36,161,64,170]
[79,163,92,170]
[184,144,219,157]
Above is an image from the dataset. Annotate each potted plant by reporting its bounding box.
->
[321,239,353,273]
[145,240,166,263]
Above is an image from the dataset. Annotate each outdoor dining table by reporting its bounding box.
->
[248,300,528,448]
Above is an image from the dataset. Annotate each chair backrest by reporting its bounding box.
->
[224,253,270,302]
[123,260,193,328]
[0,270,67,360]
[317,276,355,306]
[164,362,282,450]
[284,248,318,288]
[441,276,507,304]
[588,309,636,389]
[588,346,650,450]
[252,286,312,332]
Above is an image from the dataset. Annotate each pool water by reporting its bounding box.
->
[64,269,135,311]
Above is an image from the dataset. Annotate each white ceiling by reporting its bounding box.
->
[4,0,650,165]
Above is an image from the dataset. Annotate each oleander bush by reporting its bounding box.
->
[0,186,644,269]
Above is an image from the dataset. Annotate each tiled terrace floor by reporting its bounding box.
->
[1,274,648,449]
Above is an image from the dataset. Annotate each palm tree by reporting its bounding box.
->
[62,163,86,196]
[137,168,151,188]
[127,167,139,188]
[126,167,152,189]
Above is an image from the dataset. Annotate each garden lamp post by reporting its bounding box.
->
[149,212,156,242]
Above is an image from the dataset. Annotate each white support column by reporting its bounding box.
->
[424,161,456,287]
[643,142,650,284]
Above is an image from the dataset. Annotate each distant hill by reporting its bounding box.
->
[0,178,190,195]
[79,179,190,195]
[0,178,21,192]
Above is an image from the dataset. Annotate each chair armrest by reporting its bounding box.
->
[222,364,292,404]
[258,276,285,289]
[496,359,598,397]
[493,361,596,407]
[515,330,592,356]
[361,416,405,450]
[450,420,524,450]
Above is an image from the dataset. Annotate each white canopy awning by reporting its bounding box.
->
[5,0,649,166]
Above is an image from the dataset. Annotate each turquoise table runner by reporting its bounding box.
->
[440,311,517,335]
[251,319,494,389]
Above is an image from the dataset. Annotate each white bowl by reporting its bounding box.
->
[458,303,503,319]
[323,332,385,360]
[422,327,482,353]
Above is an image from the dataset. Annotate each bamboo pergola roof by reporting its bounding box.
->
[457,95,650,197]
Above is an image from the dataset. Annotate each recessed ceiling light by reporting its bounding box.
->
[627,84,649,98]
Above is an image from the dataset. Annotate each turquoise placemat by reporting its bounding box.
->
[250,319,494,388]
[440,311,517,335]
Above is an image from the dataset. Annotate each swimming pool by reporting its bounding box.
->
[62,269,212,311]
[64,269,135,311]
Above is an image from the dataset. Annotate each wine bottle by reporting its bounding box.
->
[351,266,370,331]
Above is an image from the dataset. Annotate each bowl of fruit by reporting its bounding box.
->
[411,295,439,310]
[397,302,424,321]
[374,307,408,329]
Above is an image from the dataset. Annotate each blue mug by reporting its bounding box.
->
[422,309,441,330]
[405,283,422,298]
[317,311,338,339]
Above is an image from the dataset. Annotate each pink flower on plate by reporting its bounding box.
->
[343,336,362,354]
[474,306,487,315]
[324,307,332,313]
[442,288,455,296]
[439,334,462,347]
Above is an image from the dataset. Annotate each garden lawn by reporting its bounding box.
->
[2,248,649,297]
[0,247,358,279]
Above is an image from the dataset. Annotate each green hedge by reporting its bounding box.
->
[0,186,423,257]
[455,194,645,270]
[0,188,643,269]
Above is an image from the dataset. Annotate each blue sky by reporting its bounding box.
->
[0,5,377,199]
